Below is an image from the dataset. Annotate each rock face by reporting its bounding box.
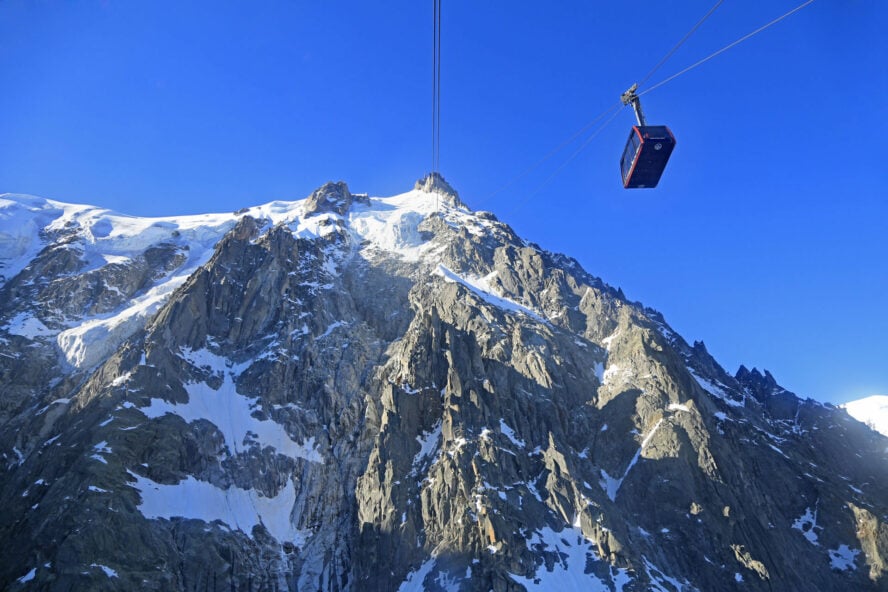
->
[0,180,886,591]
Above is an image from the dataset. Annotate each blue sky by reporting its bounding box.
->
[1,1,885,404]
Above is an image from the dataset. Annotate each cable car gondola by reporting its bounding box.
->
[619,84,676,189]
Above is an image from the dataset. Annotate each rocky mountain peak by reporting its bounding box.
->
[414,172,464,208]
[736,365,781,397]
[303,180,368,217]
[0,185,886,591]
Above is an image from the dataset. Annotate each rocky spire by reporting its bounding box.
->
[415,172,464,208]
[303,181,369,217]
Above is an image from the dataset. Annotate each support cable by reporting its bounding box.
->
[501,106,624,217]
[637,0,724,89]
[480,102,623,204]
[639,0,817,97]
[431,0,442,174]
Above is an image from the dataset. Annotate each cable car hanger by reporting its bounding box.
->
[618,84,676,189]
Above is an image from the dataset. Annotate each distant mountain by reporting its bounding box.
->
[1,176,886,591]
[842,395,888,438]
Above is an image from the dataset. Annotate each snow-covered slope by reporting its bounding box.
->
[841,395,888,437]
[0,185,462,370]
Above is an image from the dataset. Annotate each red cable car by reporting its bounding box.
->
[619,85,676,189]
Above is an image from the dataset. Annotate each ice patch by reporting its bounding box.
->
[436,264,546,323]
[90,564,118,578]
[140,349,321,462]
[643,557,693,592]
[57,273,192,369]
[593,361,605,383]
[599,419,663,501]
[398,557,438,592]
[499,419,526,448]
[16,567,36,583]
[130,472,308,545]
[828,544,859,571]
[601,329,621,350]
[510,525,624,590]
[602,363,634,388]
[791,506,821,545]
[3,312,53,339]
[317,320,346,340]
[412,421,442,473]
[688,368,744,407]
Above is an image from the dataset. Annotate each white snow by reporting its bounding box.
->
[435,264,546,322]
[447,436,468,457]
[509,525,626,590]
[397,557,438,592]
[140,348,321,462]
[601,329,621,350]
[16,567,36,583]
[348,191,434,254]
[643,557,692,592]
[0,195,66,285]
[667,403,690,413]
[3,312,53,339]
[412,421,442,473]
[130,471,308,545]
[593,361,605,383]
[688,368,744,407]
[828,544,860,571]
[316,320,346,340]
[90,564,118,578]
[57,273,193,369]
[841,395,888,437]
[499,419,526,448]
[599,419,662,501]
[791,506,820,545]
[349,193,436,261]
[0,187,507,380]
[602,363,634,388]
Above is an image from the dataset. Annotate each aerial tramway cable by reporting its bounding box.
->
[432,0,442,174]
[484,0,816,203]
[638,0,818,98]
[637,0,724,89]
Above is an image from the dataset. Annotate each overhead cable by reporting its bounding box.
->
[639,0,818,97]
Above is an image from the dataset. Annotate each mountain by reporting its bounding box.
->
[842,396,888,438]
[1,176,886,591]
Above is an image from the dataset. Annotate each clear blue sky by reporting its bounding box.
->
[1,1,885,404]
